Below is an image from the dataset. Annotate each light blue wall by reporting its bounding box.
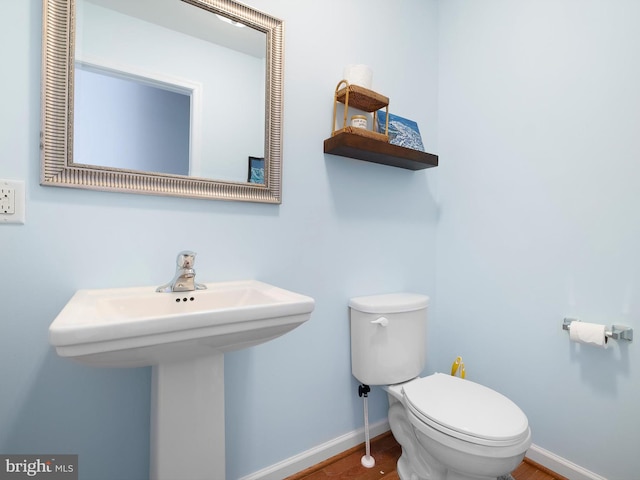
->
[0,1,438,480]
[6,1,637,479]
[436,1,640,479]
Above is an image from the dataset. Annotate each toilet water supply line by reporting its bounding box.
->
[358,384,375,468]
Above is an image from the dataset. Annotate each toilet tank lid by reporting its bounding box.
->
[349,293,429,314]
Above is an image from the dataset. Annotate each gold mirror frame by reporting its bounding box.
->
[41,0,283,204]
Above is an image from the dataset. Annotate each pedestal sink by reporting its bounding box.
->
[49,280,315,480]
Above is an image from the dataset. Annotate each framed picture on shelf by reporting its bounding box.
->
[247,156,265,184]
[376,111,425,152]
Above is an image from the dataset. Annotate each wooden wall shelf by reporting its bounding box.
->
[324,132,438,171]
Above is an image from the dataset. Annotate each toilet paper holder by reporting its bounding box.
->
[562,318,634,342]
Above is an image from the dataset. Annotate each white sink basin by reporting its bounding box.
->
[49,278,315,479]
[49,280,315,367]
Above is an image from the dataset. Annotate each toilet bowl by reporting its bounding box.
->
[386,374,531,480]
[349,293,531,480]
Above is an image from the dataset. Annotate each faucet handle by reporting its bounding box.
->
[177,250,196,269]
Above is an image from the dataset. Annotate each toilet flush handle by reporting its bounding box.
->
[371,317,389,327]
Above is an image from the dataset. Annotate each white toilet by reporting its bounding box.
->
[350,293,531,480]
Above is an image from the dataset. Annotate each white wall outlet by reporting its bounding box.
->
[0,179,25,224]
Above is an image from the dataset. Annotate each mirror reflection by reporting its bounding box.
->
[75,0,267,183]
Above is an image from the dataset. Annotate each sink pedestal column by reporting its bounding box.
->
[150,353,225,480]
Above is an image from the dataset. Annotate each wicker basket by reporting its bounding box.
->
[331,80,389,141]
[335,85,388,112]
[333,126,388,142]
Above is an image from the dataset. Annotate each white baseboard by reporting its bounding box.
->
[238,420,390,480]
[527,444,607,480]
[239,427,606,480]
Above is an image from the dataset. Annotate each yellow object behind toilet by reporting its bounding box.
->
[450,356,466,379]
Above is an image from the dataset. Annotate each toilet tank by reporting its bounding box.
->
[349,293,429,386]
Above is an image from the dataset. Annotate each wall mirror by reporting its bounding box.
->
[41,0,283,203]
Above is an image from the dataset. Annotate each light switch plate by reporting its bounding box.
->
[0,179,25,224]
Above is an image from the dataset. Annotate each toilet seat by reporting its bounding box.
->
[402,373,529,447]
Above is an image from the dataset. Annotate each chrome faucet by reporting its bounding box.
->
[156,251,207,293]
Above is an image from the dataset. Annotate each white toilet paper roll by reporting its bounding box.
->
[343,64,373,89]
[569,321,608,348]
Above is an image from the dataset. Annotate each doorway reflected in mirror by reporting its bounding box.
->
[74,66,191,176]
